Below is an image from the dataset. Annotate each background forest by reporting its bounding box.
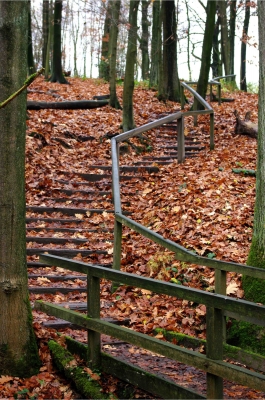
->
[29,0,258,90]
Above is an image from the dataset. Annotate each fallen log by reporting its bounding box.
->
[232,168,256,176]
[234,110,257,138]
[27,99,109,110]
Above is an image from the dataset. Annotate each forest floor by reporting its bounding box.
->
[0,77,262,399]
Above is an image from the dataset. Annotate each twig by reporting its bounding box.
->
[0,67,44,110]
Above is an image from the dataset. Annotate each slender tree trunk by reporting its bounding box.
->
[99,0,112,80]
[42,0,50,68]
[218,0,230,75]
[185,0,192,81]
[244,0,265,303]
[0,0,40,377]
[49,0,68,83]
[240,0,250,91]
[28,1,36,74]
[196,0,216,107]
[109,0,122,109]
[211,13,221,78]
[140,0,150,81]
[158,0,180,102]
[229,0,237,76]
[122,0,140,132]
[149,0,160,88]
[45,0,53,79]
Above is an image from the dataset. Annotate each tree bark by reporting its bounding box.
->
[234,110,257,138]
[27,1,36,74]
[240,0,250,91]
[244,0,265,303]
[211,13,221,78]
[109,0,122,109]
[218,0,230,75]
[149,0,161,88]
[49,0,68,84]
[27,100,109,110]
[0,0,40,376]
[122,0,140,132]
[196,0,216,109]
[229,0,237,77]
[140,0,150,81]
[42,0,50,68]
[158,0,181,102]
[99,0,112,80]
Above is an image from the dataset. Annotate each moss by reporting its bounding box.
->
[227,320,265,356]
[244,237,265,303]
[155,328,206,349]
[0,297,40,377]
[48,340,112,399]
[65,336,88,360]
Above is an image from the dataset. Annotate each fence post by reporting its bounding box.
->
[113,218,122,271]
[181,85,185,110]
[193,98,198,126]
[206,306,224,399]
[210,113,214,150]
[87,272,101,368]
[177,115,185,163]
[215,269,227,342]
[217,83,221,105]
[210,83,213,102]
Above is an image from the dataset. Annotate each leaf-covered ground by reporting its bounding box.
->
[1,77,262,398]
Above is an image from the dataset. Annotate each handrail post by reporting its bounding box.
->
[113,217,122,271]
[193,97,198,126]
[87,272,101,368]
[181,85,185,110]
[218,83,221,105]
[206,306,224,399]
[215,269,227,342]
[177,114,185,163]
[210,112,214,150]
[210,83,213,102]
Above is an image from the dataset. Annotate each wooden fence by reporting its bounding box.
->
[35,83,265,399]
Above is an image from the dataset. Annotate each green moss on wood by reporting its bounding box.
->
[227,320,265,356]
[0,297,40,377]
[244,237,265,303]
[48,340,111,399]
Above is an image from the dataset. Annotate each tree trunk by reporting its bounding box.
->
[122,0,140,132]
[211,13,221,78]
[149,0,161,88]
[140,0,150,81]
[0,0,40,377]
[244,0,265,303]
[229,0,237,77]
[109,0,122,109]
[234,110,257,138]
[196,0,216,108]
[45,0,53,79]
[49,0,68,84]
[99,0,112,80]
[42,0,50,68]
[158,0,180,102]
[27,1,36,74]
[218,0,230,75]
[240,0,250,91]
[27,100,109,110]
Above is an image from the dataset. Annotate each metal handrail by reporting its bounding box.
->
[180,82,214,150]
